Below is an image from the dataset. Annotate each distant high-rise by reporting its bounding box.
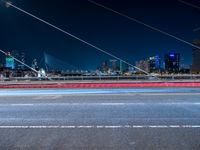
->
[18,52,26,70]
[5,52,15,69]
[11,50,19,69]
[135,60,149,73]
[4,50,26,70]
[110,59,118,71]
[164,52,180,73]
[149,55,161,73]
[101,61,109,73]
[191,40,200,74]
[32,59,39,70]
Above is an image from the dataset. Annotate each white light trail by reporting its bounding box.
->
[0,102,199,107]
[0,125,200,129]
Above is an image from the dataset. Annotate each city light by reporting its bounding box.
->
[0,1,200,150]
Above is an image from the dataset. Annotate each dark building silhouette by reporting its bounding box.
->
[149,55,161,73]
[5,52,15,69]
[135,60,149,73]
[191,40,200,74]
[17,52,25,70]
[110,59,118,72]
[101,61,109,73]
[164,53,180,73]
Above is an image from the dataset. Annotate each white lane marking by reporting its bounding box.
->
[100,103,127,106]
[0,125,200,129]
[129,141,136,145]
[34,95,63,100]
[10,104,34,106]
[0,103,128,107]
[0,102,200,107]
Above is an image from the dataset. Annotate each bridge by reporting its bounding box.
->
[1,1,200,150]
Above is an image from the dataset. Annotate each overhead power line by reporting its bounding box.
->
[87,0,200,50]
[2,1,151,75]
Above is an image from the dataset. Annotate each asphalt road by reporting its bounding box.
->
[0,88,200,150]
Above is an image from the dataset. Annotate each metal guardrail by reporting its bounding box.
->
[1,75,200,82]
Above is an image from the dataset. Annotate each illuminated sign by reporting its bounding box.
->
[5,57,15,69]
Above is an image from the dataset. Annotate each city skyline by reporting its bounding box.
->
[0,0,200,70]
[0,49,192,74]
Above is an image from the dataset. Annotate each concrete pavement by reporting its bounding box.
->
[0,88,200,149]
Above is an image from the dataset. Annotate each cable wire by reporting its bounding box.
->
[88,0,200,50]
[3,1,151,76]
[0,48,51,80]
[0,49,38,73]
[193,27,200,32]
[177,0,200,32]
[178,0,200,10]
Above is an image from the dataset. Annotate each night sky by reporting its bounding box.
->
[0,0,200,70]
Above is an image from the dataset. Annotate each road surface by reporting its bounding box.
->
[0,88,200,150]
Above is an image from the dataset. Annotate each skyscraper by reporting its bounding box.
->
[101,61,109,73]
[32,59,39,70]
[17,52,26,70]
[191,40,200,74]
[149,55,161,73]
[5,52,15,69]
[110,59,118,71]
[164,52,180,73]
[135,60,149,73]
